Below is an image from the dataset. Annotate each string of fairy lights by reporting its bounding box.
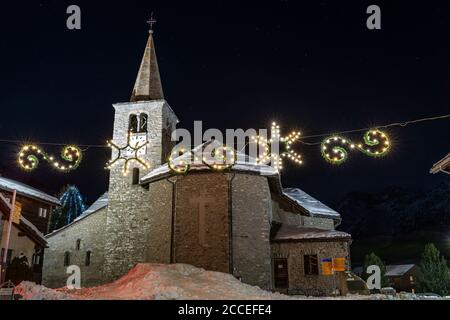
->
[1,114,448,174]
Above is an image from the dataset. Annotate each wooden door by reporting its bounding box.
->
[274,258,289,289]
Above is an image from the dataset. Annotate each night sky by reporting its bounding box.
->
[0,0,449,206]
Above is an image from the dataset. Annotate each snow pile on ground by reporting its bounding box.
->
[16,263,441,300]
[16,264,298,300]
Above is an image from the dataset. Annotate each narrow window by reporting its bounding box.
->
[139,113,148,133]
[38,208,48,218]
[132,168,140,185]
[64,252,70,266]
[85,251,91,266]
[304,254,319,275]
[128,114,138,132]
[76,239,81,250]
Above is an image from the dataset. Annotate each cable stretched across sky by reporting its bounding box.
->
[0,114,448,148]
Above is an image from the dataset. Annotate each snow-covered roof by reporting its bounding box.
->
[0,176,60,206]
[141,141,278,184]
[272,224,351,242]
[80,192,108,217]
[141,142,340,221]
[283,188,340,219]
[46,193,108,237]
[430,152,450,174]
[385,264,416,277]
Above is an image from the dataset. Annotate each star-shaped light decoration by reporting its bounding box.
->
[106,131,151,176]
[252,122,303,171]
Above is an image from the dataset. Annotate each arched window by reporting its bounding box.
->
[132,168,140,185]
[139,113,148,133]
[129,114,138,132]
[76,239,81,251]
[85,251,91,267]
[64,252,70,266]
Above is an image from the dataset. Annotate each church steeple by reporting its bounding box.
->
[130,14,164,102]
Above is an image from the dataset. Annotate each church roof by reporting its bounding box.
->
[130,32,164,102]
[282,188,340,219]
[0,176,60,206]
[141,141,341,221]
[46,193,108,237]
[272,224,351,242]
[140,141,279,184]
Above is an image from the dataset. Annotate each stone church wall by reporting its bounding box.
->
[174,173,230,273]
[104,179,173,282]
[271,240,350,296]
[232,174,272,290]
[144,179,173,263]
[42,207,107,288]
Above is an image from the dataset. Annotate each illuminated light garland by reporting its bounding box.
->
[18,145,82,172]
[253,122,303,171]
[321,129,391,165]
[168,147,191,174]
[168,144,237,174]
[106,131,151,176]
[202,145,237,171]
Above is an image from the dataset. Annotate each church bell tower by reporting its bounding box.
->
[104,18,178,281]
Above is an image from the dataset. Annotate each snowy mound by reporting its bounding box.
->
[15,264,295,300]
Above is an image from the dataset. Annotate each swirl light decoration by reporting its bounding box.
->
[18,145,82,172]
[321,129,390,165]
[252,122,303,171]
[202,144,237,171]
[106,132,151,176]
[168,144,237,174]
[168,147,191,174]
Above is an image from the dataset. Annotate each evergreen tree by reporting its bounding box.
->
[49,185,86,232]
[417,243,450,296]
[362,252,389,288]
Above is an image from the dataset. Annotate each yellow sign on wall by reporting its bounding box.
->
[332,258,347,272]
[12,202,22,224]
[321,258,334,276]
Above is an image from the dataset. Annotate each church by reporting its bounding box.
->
[42,27,352,297]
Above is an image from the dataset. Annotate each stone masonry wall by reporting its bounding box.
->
[174,173,230,273]
[42,208,107,288]
[271,240,351,296]
[232,174,273,290]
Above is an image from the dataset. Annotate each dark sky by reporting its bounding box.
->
[0,0,449,205]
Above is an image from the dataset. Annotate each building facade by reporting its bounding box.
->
[43,30,352,296]
[0,177,58,284]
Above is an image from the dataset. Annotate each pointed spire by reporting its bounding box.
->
[131,15,164,102]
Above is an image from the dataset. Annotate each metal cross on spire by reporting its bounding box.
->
[147,12,157,34]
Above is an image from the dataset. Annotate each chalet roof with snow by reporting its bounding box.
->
[430,153,450,174]
[385,264,416,277]
[271,224,351,242]
[0,176,60,206]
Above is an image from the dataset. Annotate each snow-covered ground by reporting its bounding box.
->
[13,263,443,300]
